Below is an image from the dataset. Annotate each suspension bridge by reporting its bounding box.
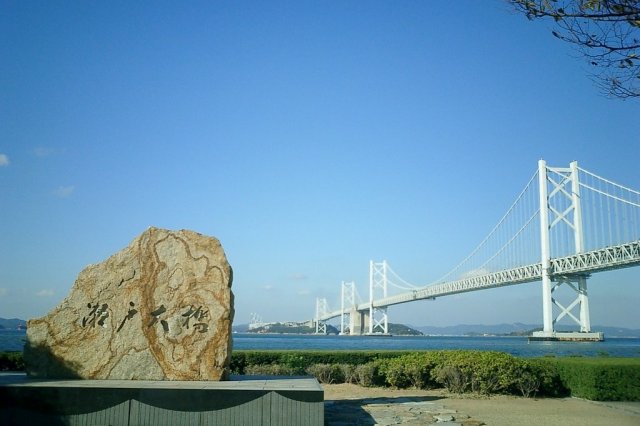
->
[314,160,640,341]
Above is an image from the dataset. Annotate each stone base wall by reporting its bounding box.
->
[0,374,323,426]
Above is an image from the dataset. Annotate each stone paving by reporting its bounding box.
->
[325,396,485,425]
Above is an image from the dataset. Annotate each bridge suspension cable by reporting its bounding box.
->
[430,169,541,285]
[347,168,547,296]
[578,166,640,252]
[425,165,640,286]
[385,263,421,290]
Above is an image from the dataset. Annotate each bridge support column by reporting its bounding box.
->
[340,281,356,335]
[538,160,554,335]
[368,261,390,335]
[315,298,328,334]
[349,309,369,335]
[531,273,601,341]
[532,160,602,341]
[550,275,593,331]
[541,277,554,335]
[369,307,388,335]
[578,277,591,332]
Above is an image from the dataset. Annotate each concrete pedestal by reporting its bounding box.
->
[0,373,323,426]
[529,331,604,342]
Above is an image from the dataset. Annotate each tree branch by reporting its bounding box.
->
[508,0,640,98]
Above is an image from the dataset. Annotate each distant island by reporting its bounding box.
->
[234,321,640,338]
[0,318,27,330]
[414,323,640,338]
[233,321,423,336]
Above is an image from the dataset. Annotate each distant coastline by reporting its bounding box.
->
[234,321,640,338]
[0,318,27,331]
[235,321,423,336]
[3,317,640,338]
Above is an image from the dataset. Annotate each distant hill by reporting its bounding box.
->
[235,321,422,336]
[576,325,640,338]
[0,318,27,330]
[413,323,640,338]
[241,322,340,335]
[235,321,640,337]
[6,317,636,337]
[233,323,250,333]
[414,323,538,336]
[387,323,423,336]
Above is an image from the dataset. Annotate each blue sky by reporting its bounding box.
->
[1,1,638,329]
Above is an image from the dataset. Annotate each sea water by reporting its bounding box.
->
[3,330,639,357]
[232,333,640,357]
[0,330,27,352]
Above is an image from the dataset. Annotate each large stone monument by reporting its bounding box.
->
[24,227,234,380]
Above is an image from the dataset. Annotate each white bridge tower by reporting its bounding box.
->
[340,281,356,335]
[315,297,328,334]
[534,160,601,340]
[368,260,389,334]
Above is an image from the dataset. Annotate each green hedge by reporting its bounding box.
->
[230,350,405,375]
[3,349,638,401]
[2,349,404,375]
[234,350,639,400]
[0,351,24,371]
[547,357,640,401]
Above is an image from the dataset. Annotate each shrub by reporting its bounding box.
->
[470,351,523,395]
[378,353,437,389]
[515,370,540,398]
[354,361,384,387]
[526,359,567,397]
[306,364,345,384]
[378,357,410,388]
[434,364,470,393]
[280,353,308,375]
[406,353,440,389]
[0,352,24,371]
[244,363,298,376]
[339,363,358,384]
[431,351,525,395]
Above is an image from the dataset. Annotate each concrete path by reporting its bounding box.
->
[323,383,640,426]
[325,395,484,425]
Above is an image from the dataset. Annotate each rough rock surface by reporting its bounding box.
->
[24,227,234,380]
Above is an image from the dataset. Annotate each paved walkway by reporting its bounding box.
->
[325,396,485,425]
[322,383,640,426]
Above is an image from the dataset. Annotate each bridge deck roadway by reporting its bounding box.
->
[319,240,640,321]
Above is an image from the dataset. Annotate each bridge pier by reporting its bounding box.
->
[348,309,369,335]
[314,319,327,334]
[531,273,602,341]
